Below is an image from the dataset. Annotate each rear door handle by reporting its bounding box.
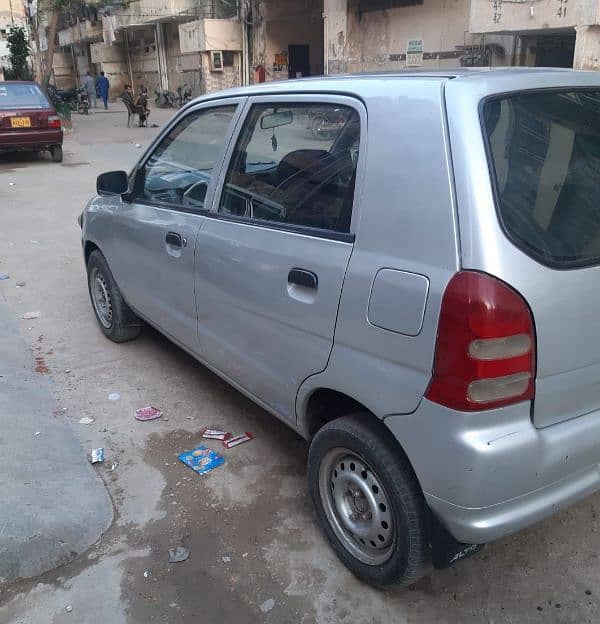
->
[288,268,318,289]
[166,231,187,248]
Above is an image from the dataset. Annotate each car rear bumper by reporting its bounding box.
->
[0,128,63,150]
[385,399,600,544]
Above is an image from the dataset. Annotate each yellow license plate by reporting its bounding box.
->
[11,117,31,128]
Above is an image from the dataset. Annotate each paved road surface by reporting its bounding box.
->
[0,104,599,623]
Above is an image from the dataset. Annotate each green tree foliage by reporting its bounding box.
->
[3,26,32,81]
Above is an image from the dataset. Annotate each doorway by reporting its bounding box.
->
[534,33,575,68]
[288,44,310,78]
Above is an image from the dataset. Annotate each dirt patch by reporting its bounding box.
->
[34,356,49,374]
[119,427,316,623]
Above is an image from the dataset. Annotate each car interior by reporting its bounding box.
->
[221,106,360,233]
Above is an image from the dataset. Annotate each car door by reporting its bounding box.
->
[107,98,244,348]
[194,95,365,422]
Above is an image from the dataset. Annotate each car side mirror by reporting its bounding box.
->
[97,170,129,196]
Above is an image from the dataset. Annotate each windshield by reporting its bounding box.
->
[483,89,600,268]
[0,83,50,110]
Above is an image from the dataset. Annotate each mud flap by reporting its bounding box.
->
[425,505,485,569]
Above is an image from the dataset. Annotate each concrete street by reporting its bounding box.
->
[0,104,599,624]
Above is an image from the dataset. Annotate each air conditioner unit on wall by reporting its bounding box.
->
[210,50,223,71]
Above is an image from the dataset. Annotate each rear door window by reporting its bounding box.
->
[0,83,49,109]
[483,89,600,268]
[218,103,360,234]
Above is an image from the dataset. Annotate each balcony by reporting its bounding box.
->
[179,18,241,53]
[57,19,102,47]
[111,0,232,28]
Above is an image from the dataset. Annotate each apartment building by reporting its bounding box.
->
[22,0,600,99]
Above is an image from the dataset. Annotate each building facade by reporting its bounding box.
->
[16,0,600,99]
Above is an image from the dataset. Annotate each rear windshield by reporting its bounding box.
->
[483,89,600,268]
[0,83,49,110]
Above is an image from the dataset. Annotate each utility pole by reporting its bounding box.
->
[8,0,15,25]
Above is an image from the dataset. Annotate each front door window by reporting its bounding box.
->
[135,105,238,210]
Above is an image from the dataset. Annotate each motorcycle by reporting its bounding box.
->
[75,87,90,115]
[176,84,193,107]
[308,107,346,140]
[46,85,89,114]
[154,89,177,108]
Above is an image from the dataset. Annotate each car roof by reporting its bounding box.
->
[185,67,600,106]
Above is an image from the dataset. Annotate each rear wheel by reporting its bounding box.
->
[87,250,141,342]
[308,413,430,587]
[50,145,63,163]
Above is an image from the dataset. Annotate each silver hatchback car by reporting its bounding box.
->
[81,68,600,587]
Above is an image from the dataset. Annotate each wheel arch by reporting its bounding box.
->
[84,240,101,266]
[300,387,426,495]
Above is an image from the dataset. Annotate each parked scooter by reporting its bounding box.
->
[46,85,89,114]
[75,87,90,115]
[176,83,193,107]
[154,89,177,108]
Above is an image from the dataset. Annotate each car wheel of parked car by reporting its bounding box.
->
[308,413,430,587]
[50,145,63,163]
[87,250,142,343]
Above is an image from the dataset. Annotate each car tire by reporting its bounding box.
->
[87,250,142,343]
[50,145,63,163]
[308,413,430,587]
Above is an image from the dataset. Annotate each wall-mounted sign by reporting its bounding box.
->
[406,39,424,67]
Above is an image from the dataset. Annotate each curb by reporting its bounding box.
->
[0,294,113,585]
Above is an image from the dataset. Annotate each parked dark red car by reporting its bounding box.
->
[0,81,63,162]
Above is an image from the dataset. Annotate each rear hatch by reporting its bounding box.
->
[0,83,52,131]
[482,87,600,428]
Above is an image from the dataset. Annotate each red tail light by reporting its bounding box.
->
[48,115,61,129]
[425,271,535,411]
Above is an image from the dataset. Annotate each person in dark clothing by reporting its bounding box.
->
[135,86,150,126]
[121,84,147,126]
[96,71,110,109]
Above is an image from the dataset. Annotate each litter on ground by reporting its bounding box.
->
[90,448,105,464]
[78,417,94,425]
[22,311,40,320]
[201,428,230,441]
[16,281,25,287]
[134,406,163,421]
[178,445,225,476]
[260,599,275,613]
[109,461,119,472]
[0,274,9,280]
[168,546,190,563]
[108,392,120,401]
[223,432,253,449]
[221,555,231,563]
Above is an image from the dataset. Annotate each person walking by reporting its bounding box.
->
[96,71,110,110]
[82,71,97,108]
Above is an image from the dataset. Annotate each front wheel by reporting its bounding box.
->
[308,413,430,587]
[87,250,142,343]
